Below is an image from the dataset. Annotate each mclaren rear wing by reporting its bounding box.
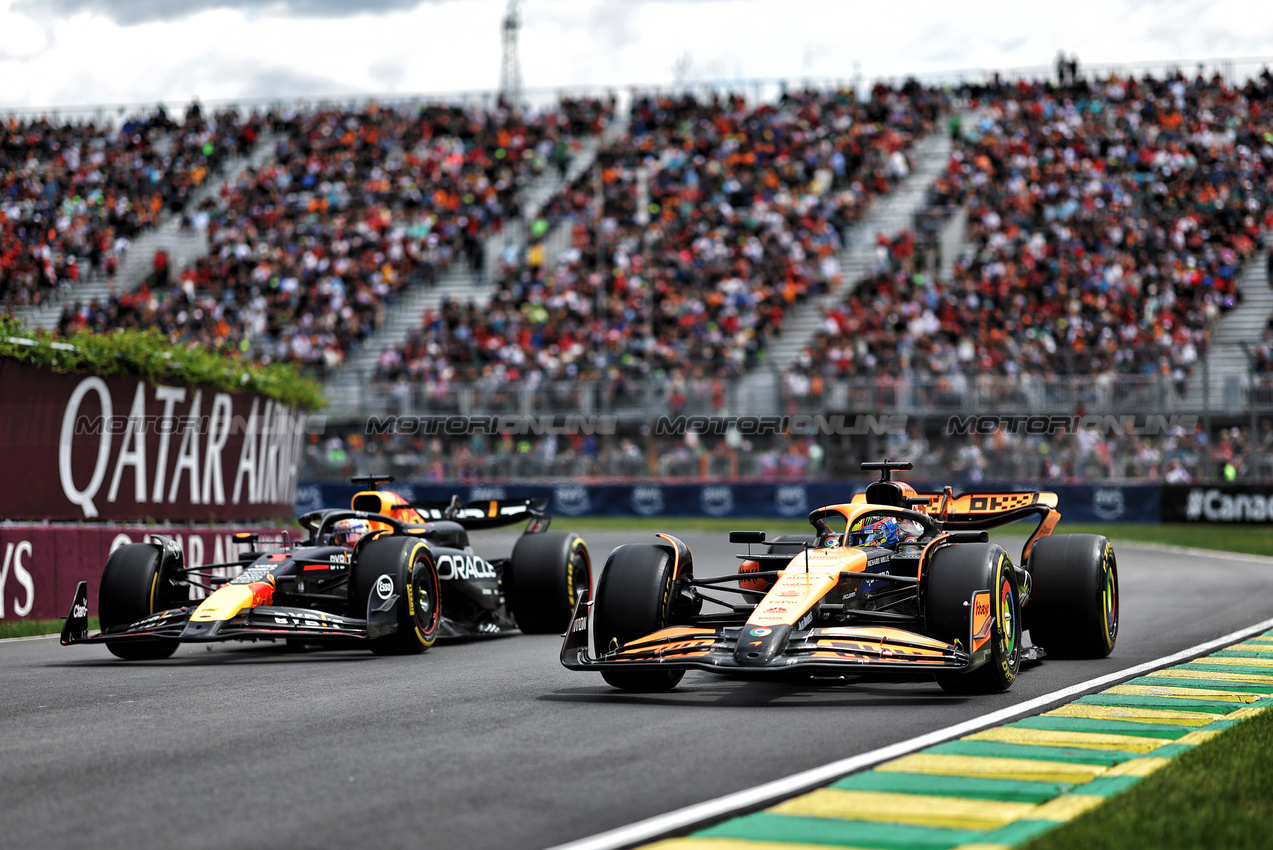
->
[853,488,1060,562]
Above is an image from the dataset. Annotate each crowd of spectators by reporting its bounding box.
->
[301,416,1273,484]
[2,102,263,309]
[16,75,1273,486]
[302,427,830,483]
[373,83,948,389]
[888,420,1273,484]
[54,97,612,373]
[786,71,1273,399]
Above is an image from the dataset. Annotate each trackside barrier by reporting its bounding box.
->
[0,525,280,622]
[296,481,1164,523]
[1163,484,1273,523]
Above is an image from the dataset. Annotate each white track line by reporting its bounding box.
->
[545,614,1273,850]
[0,633,58,643]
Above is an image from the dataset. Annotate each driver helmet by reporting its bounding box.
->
[851,516,900,549]
[331,518,370,547]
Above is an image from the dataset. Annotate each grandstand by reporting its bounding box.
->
[5,59,1273,485]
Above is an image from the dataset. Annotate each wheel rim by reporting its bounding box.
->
[1102,553,1118,646]
[413,558,439,642]
[999,575,1017,657]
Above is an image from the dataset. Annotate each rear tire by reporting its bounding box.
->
[1027,534,1118,658]
[506,532,591,634]
[351,537,440,655]
[99,543,181,661]
[740,534,815,592]
[926,543,1021,694]
[767,534,817,555]
[594,543,686,692]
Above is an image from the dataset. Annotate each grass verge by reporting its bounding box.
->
[0,617,97,640]
[1055,523,1273,557]
[1023,704,1273,850]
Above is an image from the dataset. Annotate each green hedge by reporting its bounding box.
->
[0,315,324,411]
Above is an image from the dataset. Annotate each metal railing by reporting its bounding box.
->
[8,54,1273,125]
[331,358,1273,422]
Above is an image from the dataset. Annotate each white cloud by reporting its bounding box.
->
[1,0,1272,112]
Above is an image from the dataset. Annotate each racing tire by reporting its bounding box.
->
[767,535,817,555]
[926,543,1022,694]
[1026,534,1118,659]
[506,532,592,634]
[99,543,181,661]
[351,537,440,655]
[740,535,815,592]
[593,543,686,692]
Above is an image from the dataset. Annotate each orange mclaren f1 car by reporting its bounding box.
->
[561,460,1117,692]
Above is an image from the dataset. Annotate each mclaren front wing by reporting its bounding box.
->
[560,589,981,677]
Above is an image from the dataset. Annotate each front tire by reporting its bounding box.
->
[1026,534,1118,658]
[593,543,687,692]
[506,532,591,634]
[926,543,1021,694]
[351,537,440,655]
[99,543,181,661]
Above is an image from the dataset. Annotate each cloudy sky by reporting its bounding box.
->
[1,0,1271,111]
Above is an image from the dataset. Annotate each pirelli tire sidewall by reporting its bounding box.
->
[592,542,685,692]
[99,542,181,661]
[926,542,1021,693]
[1026,534,1118,659]
[506,532,592,634]
[353,536,440,655]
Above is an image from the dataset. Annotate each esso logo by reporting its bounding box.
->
[375,575,394,600]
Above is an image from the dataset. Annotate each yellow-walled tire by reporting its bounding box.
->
[594,543,685,692]
[927,543,1022,694]
[99,543,181,661]
[1027,534,1118,659]
[352,537,440,655]
[507,532,591,634]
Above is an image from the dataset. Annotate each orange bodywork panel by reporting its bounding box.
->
[350,489,428,530]
[615,627,718,660]
[970,590,994,652]
[741,510,883,630]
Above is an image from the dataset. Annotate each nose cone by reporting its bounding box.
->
[734,624,792,666]
[181,619,224,639]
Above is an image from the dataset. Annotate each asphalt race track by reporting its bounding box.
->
[4,531,1273,850]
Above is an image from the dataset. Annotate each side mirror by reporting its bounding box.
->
[729,530,766,544]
